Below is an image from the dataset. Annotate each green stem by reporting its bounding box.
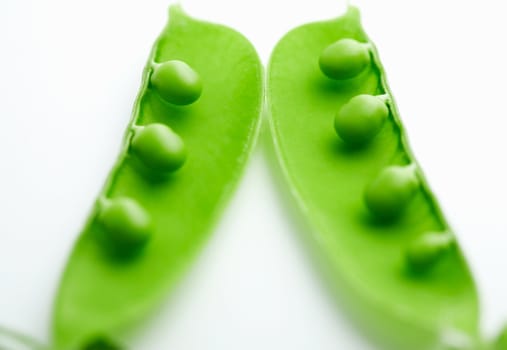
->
[0,325,49,350]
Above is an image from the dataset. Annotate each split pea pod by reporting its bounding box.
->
[267,6,480,350]
[52,6,262,349]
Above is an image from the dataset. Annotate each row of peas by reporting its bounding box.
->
[96,60,202,257]
[318,38,454,274]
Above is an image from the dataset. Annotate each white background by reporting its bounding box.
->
[1,0,507,349]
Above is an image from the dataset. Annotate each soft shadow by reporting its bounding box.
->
[356,207,403,230]
[329,136,373,158]
[261,117,399,350]
[124,156,181,187]
[139,91,195,126]
[311,64,377,98]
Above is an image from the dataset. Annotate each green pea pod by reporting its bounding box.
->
[53,5,262,349]
[267,6,481,350]
[494,327,507,350]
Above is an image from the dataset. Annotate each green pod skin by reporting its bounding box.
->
[53,5,262,349]
[267,6,480,350]
[494,326,507,350]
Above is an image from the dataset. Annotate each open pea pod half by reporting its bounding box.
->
[53,5,262,349]
[267,6,482,350]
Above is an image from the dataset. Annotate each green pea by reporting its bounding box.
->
[364,165,419,220]
[334,94,388,145]
[406,232,454,273]
[53,5,263,349]
[319,38,371,80]
[130,123,186,173]
[97,197,153,252]
[268,5,480,349]
[150,60,202,105]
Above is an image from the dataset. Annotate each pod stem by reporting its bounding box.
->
[0,325,49,350]
[130,125,144,133]
[376,93,390,103]
[96,196,112,213]
[150,60,161,69]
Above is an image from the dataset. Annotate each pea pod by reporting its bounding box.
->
[493,327,507,350]
[267,6,480,349]
[53,5,262,349]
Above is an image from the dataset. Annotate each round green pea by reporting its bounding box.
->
[335,94,388,145]
[406,232,454,273]
[97,198,153,252]
[364,165,419,220]
[130,123,186,173]
[150,60,202,105]
[319,38,371,80]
